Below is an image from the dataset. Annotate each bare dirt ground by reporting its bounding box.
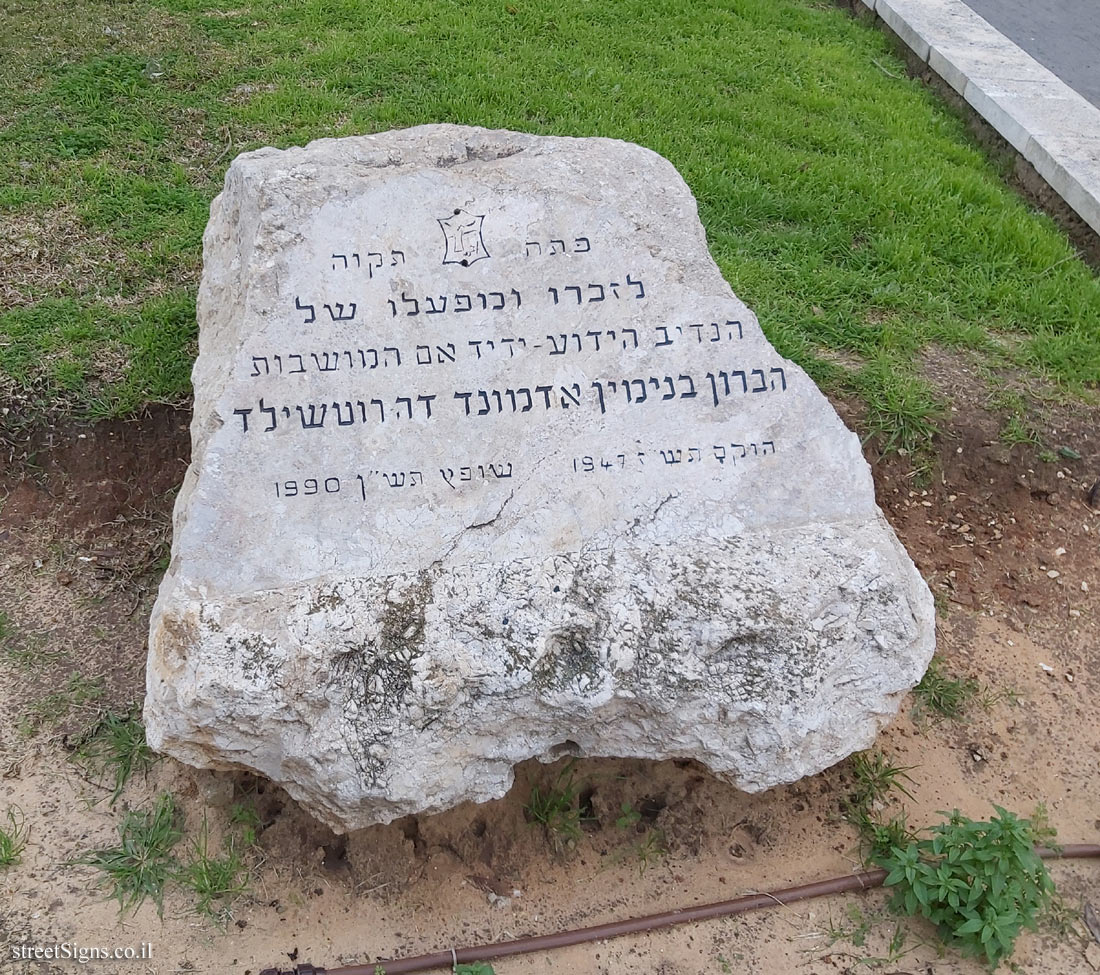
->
[1,352,1098,975]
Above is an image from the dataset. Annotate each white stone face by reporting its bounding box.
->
[145,125,935,832]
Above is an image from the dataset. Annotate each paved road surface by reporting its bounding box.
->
[961,0,1100,108]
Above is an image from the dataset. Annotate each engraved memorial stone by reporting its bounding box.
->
[145,124,935,831]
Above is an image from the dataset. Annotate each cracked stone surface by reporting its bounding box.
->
[145,124,935,832]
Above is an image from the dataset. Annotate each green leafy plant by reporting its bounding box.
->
[861,810,918,863]
[75,793,181,915]
[872,806,1056,969]
[73,706,157,804]
[913,660,1018,725]
[524,761,583,846]
[933,590,951,619]
[176,814,250,921]
[454,964,495,975]
[0,806,29,867]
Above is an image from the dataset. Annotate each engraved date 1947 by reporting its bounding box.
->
[573,440,777,473]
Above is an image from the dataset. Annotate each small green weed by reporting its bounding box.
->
[822,907,910,968]
[824,903,878,948]
[1041,893,1088,943]
[912,657,979,721]
[21,672,104,733]
[980,686,1021,710]
[75,793,181,916]
[615,801,642,830]
[864,924,909,968]
[985,388,1028,415]
[913,659,1017,724]
[454,964,495,975]
[634,828,667,875]
[847,750,915,809]
[228,801,263,846]
[873,806,1056,969]
[176,814,250,922]
[74,706,157,804]
[525,761,583,846]
[1,615,60,669]
[999,415,1042,448]
[842,750,917,858]
[849,808,917,863]
[603,821,668,876]
[1025,802,1059,850]
[0,806,29,867]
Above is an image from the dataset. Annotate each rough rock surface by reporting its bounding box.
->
[145,124,935,832]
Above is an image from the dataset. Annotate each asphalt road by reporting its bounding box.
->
[961,0,1100,108]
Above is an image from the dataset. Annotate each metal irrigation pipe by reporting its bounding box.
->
[260,844,1100,975]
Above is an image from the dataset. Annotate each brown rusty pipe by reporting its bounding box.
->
[260,844,1100,975]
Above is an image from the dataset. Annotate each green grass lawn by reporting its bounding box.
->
[2,0,1098,447]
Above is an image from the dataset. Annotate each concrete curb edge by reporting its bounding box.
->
[857,0,1100,236]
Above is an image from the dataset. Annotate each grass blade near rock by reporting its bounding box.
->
[74,793,182,916]
[912,656,979,721]
[0,806,29,868]
[72,705,158,804]
[176,813,251,923]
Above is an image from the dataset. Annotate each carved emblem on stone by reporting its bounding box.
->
[438,208,489,265]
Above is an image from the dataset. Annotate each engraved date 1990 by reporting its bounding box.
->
[274,463,513,499]
[274,477,342,497]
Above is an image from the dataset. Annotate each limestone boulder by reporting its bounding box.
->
[145,124,935,831]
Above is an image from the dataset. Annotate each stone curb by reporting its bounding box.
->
[857,0,1100,236]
